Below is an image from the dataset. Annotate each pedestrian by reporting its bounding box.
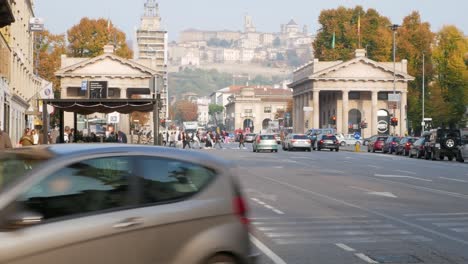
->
[50,127,59,144]
[117,130,128,143]
[20,129,34,146]
[0,124,13,149]
[182,131,191,149]
[214,132,223,149]
[238,131,245,149]
[69,128,75,143]
[32,129,40,145]
[205,131,213,149]
[193,130,202,149]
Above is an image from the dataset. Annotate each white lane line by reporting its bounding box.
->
[273,235,432,245]
[418,217,468,221]
[250,216,368,220]
[264,205,274,209]
[253,220,382,226]
[250,235,288,264]
[349,186,373,192]
[433,222,468,227]
[265,230,412,238]
[319,169,345,174]
[272,209,285,215]
[335,243,355,252]
[439,177,468,183]
[405,212,468,217]
[367,165,380,169]
[250,198,283,215]
[348,186,398,198]
[355,253,379,263]
[273,166,284,169]
[258,224,395,231]
[374,174,432,182]
[373,178,468,199]
[394,169,417,175]
[451,227,468,233]
[257,175,468,246]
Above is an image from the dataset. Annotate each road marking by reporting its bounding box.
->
[250,216,368,220]
[253,220,382,225]
[273,235,432,245]
[250,235,288,264]
[355,253,379,263]
[272,209,285,215]
[250,198,283,215]
[258,224,396,232]
[394,169,416,175]
[439,177,468,183]
[335,243,355,252]
[348,186,397,198]
[374,174,432,182]
[373,178,468,199]
[434,222,468,227]
[273,166,284,169]
[367,165,381,169]
[285,159,298,163]
[319,169,345,174]
[404,212,468,217]
[418,216,468,221]
[265,229,412,238]
[257,175,468,246]
[451,227,468,233]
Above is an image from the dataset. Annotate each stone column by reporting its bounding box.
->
[400,91,407,136]
[313,90,320,129]
[342,90,349,134]
[294,95,299,132]
[371,90,378,135]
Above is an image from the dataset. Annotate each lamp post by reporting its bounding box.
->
[389,24,400,135]
[421,52,425,132]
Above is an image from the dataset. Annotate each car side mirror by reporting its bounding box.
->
[4,209,43,230]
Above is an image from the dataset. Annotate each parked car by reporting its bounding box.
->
[383,136,401,154]
[244,133,257,143]
[363,135,376,146]
[306,128,336,147]
[0,145,255,264]
[367,136,388,152]
[314,134,340,151]
[283,134,311,151]
[396,137,418,156]
[424,128,462,161]
[409,137,427,159]
[336,133,363,146]
[253,134,278,153]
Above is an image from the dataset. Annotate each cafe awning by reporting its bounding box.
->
[41,98,155,115]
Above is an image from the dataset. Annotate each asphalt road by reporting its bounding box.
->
[200,142,468,264]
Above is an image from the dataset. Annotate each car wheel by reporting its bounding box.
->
[448,155,453,161]
[372,147,375,153]
[336,148,339,152]
[317,147,321,151]
[340,141,346,146]
[206,254,239,264]
[444,138,456,149]
[367,147,370,152]
[425,151,430,160]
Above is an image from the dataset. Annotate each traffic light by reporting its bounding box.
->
[330,115,336,125]
[390,117,398,126]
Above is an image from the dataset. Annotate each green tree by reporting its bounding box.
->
[209,104,224,125]
[67,17,133,58]
[430,25,468,127]
[396,11,435,134]
[313,6,392,61]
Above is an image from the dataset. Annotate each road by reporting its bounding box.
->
[201,142,468,264]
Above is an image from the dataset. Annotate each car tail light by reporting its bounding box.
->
[233,196,249,226]
[335,140,340,144]
[257,137,261,143]
[406,143,411,146]
[392,142,396,145]
[307,140,311,144]
[320,140,324,144]
[291,139,296,143]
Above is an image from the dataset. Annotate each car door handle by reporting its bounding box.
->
[113,217,144,229]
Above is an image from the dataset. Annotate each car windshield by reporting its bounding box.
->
[0,152,50,193]
[377,137,388,141]
[293,135,308,139]
[260,135,275,140]
[323,135,337,140]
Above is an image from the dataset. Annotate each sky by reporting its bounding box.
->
[35,0,467,42]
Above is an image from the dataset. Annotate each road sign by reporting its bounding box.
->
[29,17,44,32]
[354,132,361,139]
[377,120,388,134]
[81,80,88,91]
[388,93,400,102]
[107,112,120,123]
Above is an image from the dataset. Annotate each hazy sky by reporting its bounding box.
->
[36,0,467,42]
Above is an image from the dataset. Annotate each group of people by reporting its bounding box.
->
[163,130,228,149]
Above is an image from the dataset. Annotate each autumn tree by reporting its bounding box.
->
[313,6,393,61]
[67,17,133,59]
[35,30,66,91]
[173,100,198,122]
[396,12,435,134]
[430,25,468,127]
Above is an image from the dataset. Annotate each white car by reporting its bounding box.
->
[336,133,363,146]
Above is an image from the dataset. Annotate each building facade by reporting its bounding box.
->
[289,49,414,137]
[196,97,210,126]
[134,0,168,119]
[225,86,292,132]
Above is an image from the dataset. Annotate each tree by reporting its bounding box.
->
[313,6,392,61]
[209,104,224,125]
[130,94,150,126]
[396,12,435,134]
[36,30,66,91]
[173,100,198,122]
[67,17,133,59]
[430,25,468,127]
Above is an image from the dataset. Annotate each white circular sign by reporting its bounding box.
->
[377,120,388,134]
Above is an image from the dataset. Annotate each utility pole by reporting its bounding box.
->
[390,24,400,135]
[422,52,425,132]
[152,76,160,146]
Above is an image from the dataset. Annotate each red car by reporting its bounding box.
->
[367,136,388,152]
[396,136,418,156]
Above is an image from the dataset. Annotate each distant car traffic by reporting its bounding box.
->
[367,136,388,152]
[244,133,257,143]
[336,133,363,146]
[0,145,255,264]
[253,134,279,153]
[283,134,311,151]
[383,136,401,154]
[314,134,340,151]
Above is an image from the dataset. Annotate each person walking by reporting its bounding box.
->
[117,130,128,143]
[32,129,40,145]
[169,132,176,147]
[238,131,245,149]
[0,125,13,149]
[20,129,34,146]
[193,130,202,149]
[182,131,191,149]
[205,131,213,149]
[214,132,223,149]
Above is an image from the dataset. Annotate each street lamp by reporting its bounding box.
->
[389,24,400,135]
[421,52,426,132]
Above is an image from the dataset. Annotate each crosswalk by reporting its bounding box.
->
[407,212,468,234]
[252,216,432,245]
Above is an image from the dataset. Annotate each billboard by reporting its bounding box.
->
[89,81,108,99]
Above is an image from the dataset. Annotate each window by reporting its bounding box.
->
[378,92,388,100]
[66,87,86,97]
[108,88,121,98]
[293,135,308,139]
[136,157,215,205]
[349,92,360,99]
[264,106,271,113]
[17,157,133,221]
[260,135,275,140]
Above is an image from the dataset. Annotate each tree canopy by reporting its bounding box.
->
[67,17,133,59]
[172,100,198,122]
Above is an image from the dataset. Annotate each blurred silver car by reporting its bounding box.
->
[0,145,255,264]
[252,134,278,153]
[283,133,312,151]
[244,133,257,143]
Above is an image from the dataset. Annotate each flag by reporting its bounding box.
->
[357,15,361,35]
[331,31,335,49]
[107,19,111,34]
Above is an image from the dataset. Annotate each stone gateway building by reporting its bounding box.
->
[289,49,414,137]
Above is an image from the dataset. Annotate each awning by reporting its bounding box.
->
[41,99,155,115]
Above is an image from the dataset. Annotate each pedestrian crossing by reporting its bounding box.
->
[408,213,468,234]
[252,216,432,245]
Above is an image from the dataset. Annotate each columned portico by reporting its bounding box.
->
[371,90,378,135]
[313,90,320,129]
[342,90,349,134]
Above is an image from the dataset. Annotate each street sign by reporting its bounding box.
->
[89,81,108,99]
[107,112,120,123]
[303,106,313,112]
[29,17,44,32]
[377,120,388,134]
[354,132,361,140]
[81,80,88,91]
[388,93,400,102]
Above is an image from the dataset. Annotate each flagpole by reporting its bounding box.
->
[358,13,361,49]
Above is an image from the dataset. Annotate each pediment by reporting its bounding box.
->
[56,54,157,77]
[312,58,413,81]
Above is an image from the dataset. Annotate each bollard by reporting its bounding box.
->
[355,143,360,152]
